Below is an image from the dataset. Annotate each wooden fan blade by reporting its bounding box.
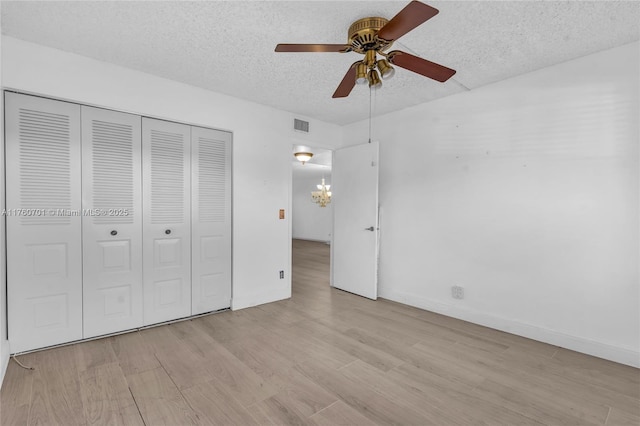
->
[388,51,456,82]
[332,64,358,98]
[377,1,439,42]
[275,44,350,53]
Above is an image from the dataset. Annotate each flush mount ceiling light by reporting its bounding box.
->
[294,151,313,165]
[275,1,456,98]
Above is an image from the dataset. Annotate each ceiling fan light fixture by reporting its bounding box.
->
[368,69,382,90]
[364,49,377,67]
[294,151,313,164]
[377,59,395,80]
[275,1,456,98]
[355,62,368,85]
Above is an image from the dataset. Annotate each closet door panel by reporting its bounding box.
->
[191,126,232,314]
[5,92,82,353]
[82,106,142,338]
[142,118,191,325]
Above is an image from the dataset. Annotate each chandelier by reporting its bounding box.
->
[312,178,332,207]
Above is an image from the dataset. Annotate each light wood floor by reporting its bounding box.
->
[1,239,639,425]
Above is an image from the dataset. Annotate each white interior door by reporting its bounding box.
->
[331,141,379,300]
[5,92,83,352]
[191,126,232,314]
[82,106,143,338]
[142,118,191,325]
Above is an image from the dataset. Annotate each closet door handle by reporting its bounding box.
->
[110,230,118,236]
[165,229,172,235]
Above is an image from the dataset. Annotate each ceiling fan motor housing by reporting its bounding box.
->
[348,17,393,53]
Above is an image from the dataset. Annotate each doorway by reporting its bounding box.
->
[291,145,333,293]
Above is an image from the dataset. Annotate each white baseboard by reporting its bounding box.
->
[292,237,330,244]
[231,288,291,311]
[380,289,640,368]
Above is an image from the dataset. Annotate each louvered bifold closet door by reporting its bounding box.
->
[5,92,82,353]
[82,106,143,338]
[142,118,191,325]
[191,126,232,314]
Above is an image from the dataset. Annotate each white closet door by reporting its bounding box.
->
[82,106,143,338]
[191,126,232,314]
[5,92,82,353]
[142,118,191,325]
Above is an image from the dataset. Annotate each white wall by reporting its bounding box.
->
[0,3,10,383]
[344,42,639,367]
[293,174,333,242]
[0,37,342,315]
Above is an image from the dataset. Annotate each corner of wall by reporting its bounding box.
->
[0,18,10,382]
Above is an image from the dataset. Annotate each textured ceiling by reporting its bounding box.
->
[2,1,639,125]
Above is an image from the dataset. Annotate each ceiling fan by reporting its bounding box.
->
[275,1,456,98]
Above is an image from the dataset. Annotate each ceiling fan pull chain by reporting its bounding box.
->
[368,86,372,143]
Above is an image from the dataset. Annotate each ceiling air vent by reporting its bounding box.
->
[294,118,309,133]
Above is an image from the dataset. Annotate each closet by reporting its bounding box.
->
[142,118,192,326]
[5,92,232,353]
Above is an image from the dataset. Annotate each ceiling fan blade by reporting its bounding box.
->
[388,50,456,82]
[332,64,358,98]
[275,44,350,53]
[377,1,439,42]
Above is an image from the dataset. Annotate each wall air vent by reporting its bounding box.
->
[294,118,310,133]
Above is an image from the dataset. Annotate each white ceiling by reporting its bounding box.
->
[2,1,639,126]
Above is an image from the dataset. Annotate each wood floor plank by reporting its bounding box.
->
[338,359,471,425]
[325,309,421,346]
[412,306,559,358]
[109,331,161,376]
[138,324,184,355]
[292,319,404,372]
[126,366,205,426]
[266,324,357,369]
[415,335,639,417]
[191,309,268,344]
[387,362,545,425]
[256,300,318,325]
[606,407,640,425]
[308,401,378,426]
[247,393,312,426]
[153,319,278,407]
[75,338,118,373]
[78,362,144,426]
[27,346,87,426]
[222,332,338,417]
[0,355,36,426]
[372,306,512,355]
[552,347,640,398]
[295,357,432,425]
[180,379,260,426]
[150,344,215,391]
[473,378,607,425]
[1,239,637,425]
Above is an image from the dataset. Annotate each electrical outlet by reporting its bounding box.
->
[279,270,284,279]
[452,285,464,299]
